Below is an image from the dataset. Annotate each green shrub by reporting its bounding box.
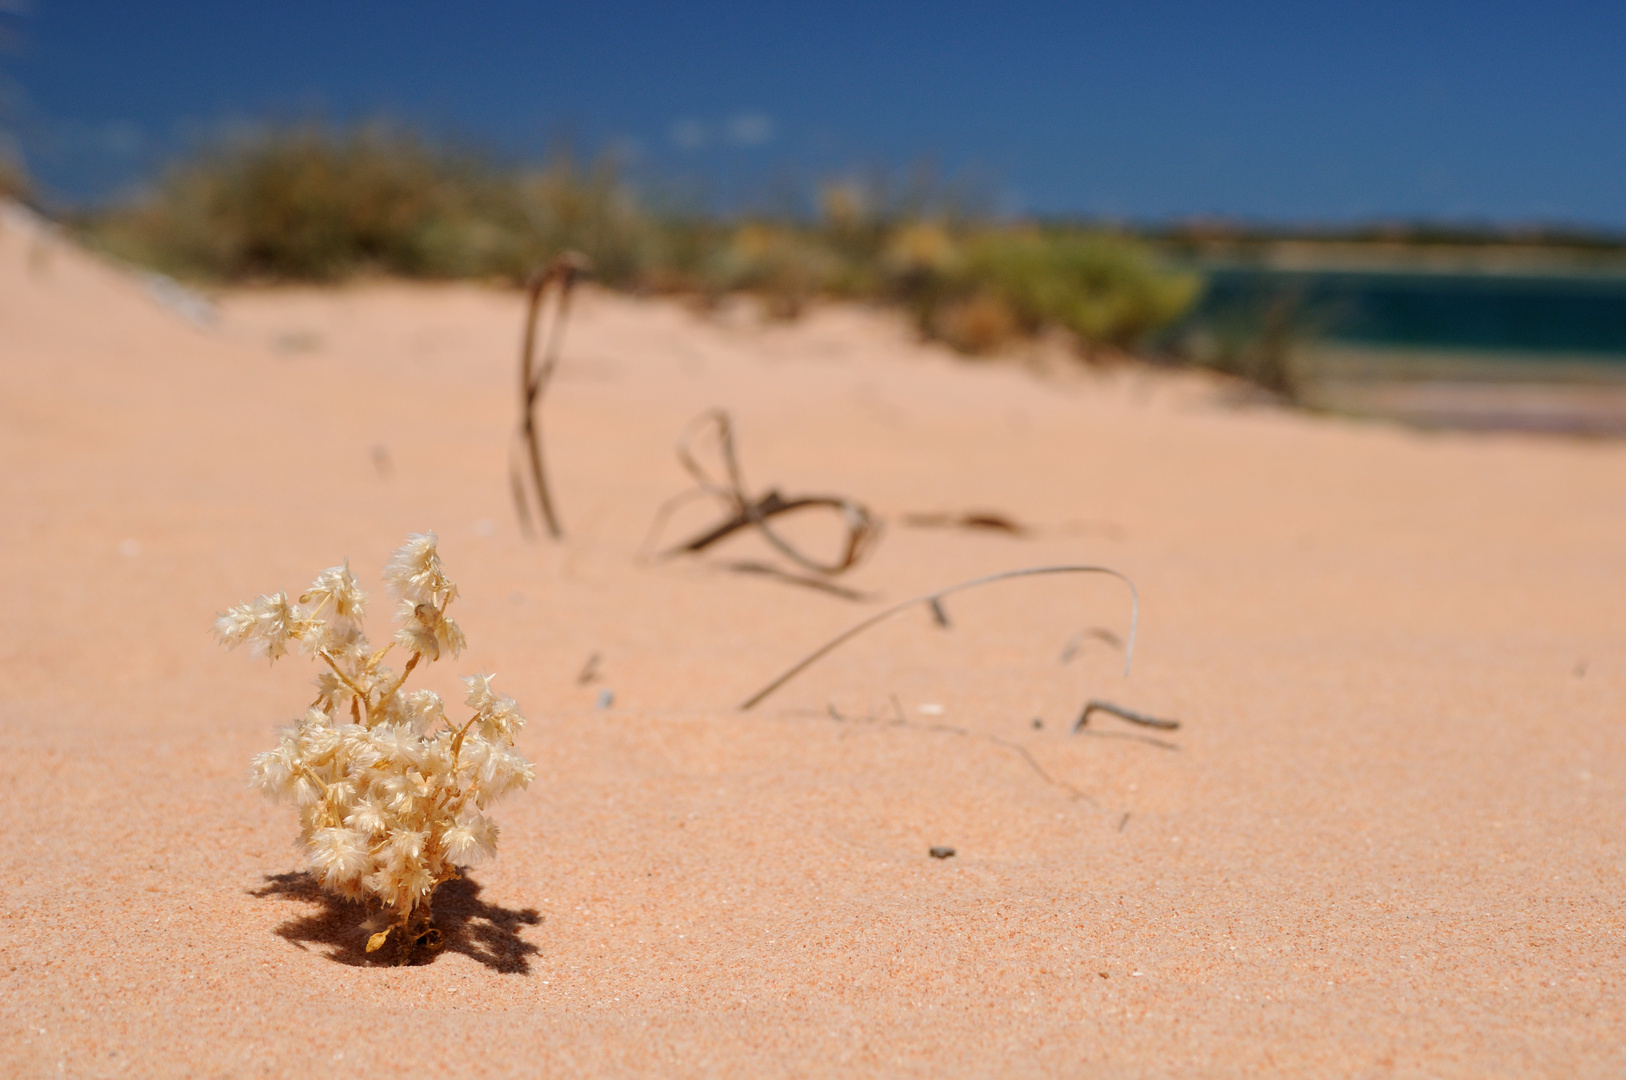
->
[0,152,28,202]
[957,231,1202,353]
[85,124,652,284]
[876,227,1200,355]
[506,156,653,287]
[91,125,479,279]
[702,223,843,317]
[1173,288,1307,400]
[79,122,1206,366]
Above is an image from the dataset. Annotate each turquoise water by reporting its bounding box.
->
[1181,264,1626,361]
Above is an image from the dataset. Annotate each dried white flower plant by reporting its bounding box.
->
[216,532,533,959]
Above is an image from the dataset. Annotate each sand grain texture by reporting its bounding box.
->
[2,206,1623,1077]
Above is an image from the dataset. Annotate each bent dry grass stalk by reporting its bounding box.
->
[739,565,1144,711]
[512,252,590,540]
[748,566,1179,799]
[642,407,883,579]
[215,533,534,963]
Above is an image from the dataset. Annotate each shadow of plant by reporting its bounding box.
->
[250,871,542,972]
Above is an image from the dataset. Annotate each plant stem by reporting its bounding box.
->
[319,650,372,722]
[372,652,422,720]
[739,565,1139,710]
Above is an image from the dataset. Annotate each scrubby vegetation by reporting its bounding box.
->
[0,154,27,202]
[86,125,616,283]
[81,122,1202,359]
[910,229,1203,356]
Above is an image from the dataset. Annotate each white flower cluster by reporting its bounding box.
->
[216,533,533,957]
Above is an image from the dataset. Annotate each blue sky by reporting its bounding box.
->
[2,1,1624,225]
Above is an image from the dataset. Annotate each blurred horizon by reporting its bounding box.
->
[2,1,1624,228]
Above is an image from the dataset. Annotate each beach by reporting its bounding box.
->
[2,206,1623,1076]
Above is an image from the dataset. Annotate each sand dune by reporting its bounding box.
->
[3,203,1623,1076]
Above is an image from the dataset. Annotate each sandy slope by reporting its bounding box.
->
[2,204,1624,1078]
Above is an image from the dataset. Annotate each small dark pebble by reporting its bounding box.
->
[1031,717,1044,729]
[929,846,956,859]
[1099,971,1109,978]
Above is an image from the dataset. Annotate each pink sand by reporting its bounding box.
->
[2,205,1623,1076]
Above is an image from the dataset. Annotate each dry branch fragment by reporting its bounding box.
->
[643,408,882,577]
[903,512,1130,542]
[1075,699,1180,731]
[902,511,1030,536]
[511,252,591,540]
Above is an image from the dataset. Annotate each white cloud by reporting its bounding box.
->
[727,112,773,147]
[670,113,775,152]
[669,119,706,150]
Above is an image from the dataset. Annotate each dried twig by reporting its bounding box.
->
[901,511,1029,536]
[740,565,1138,710]
[511,252,590,540]
[643,408,882,576]
[902,512,1126,541]
[1075,699,1179,731]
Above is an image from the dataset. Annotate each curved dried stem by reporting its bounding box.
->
[635,486,726,564]
[318,650,372,721]
[739,565,1139,711]
[1075,699,1179,731]
[372,652,422,720]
